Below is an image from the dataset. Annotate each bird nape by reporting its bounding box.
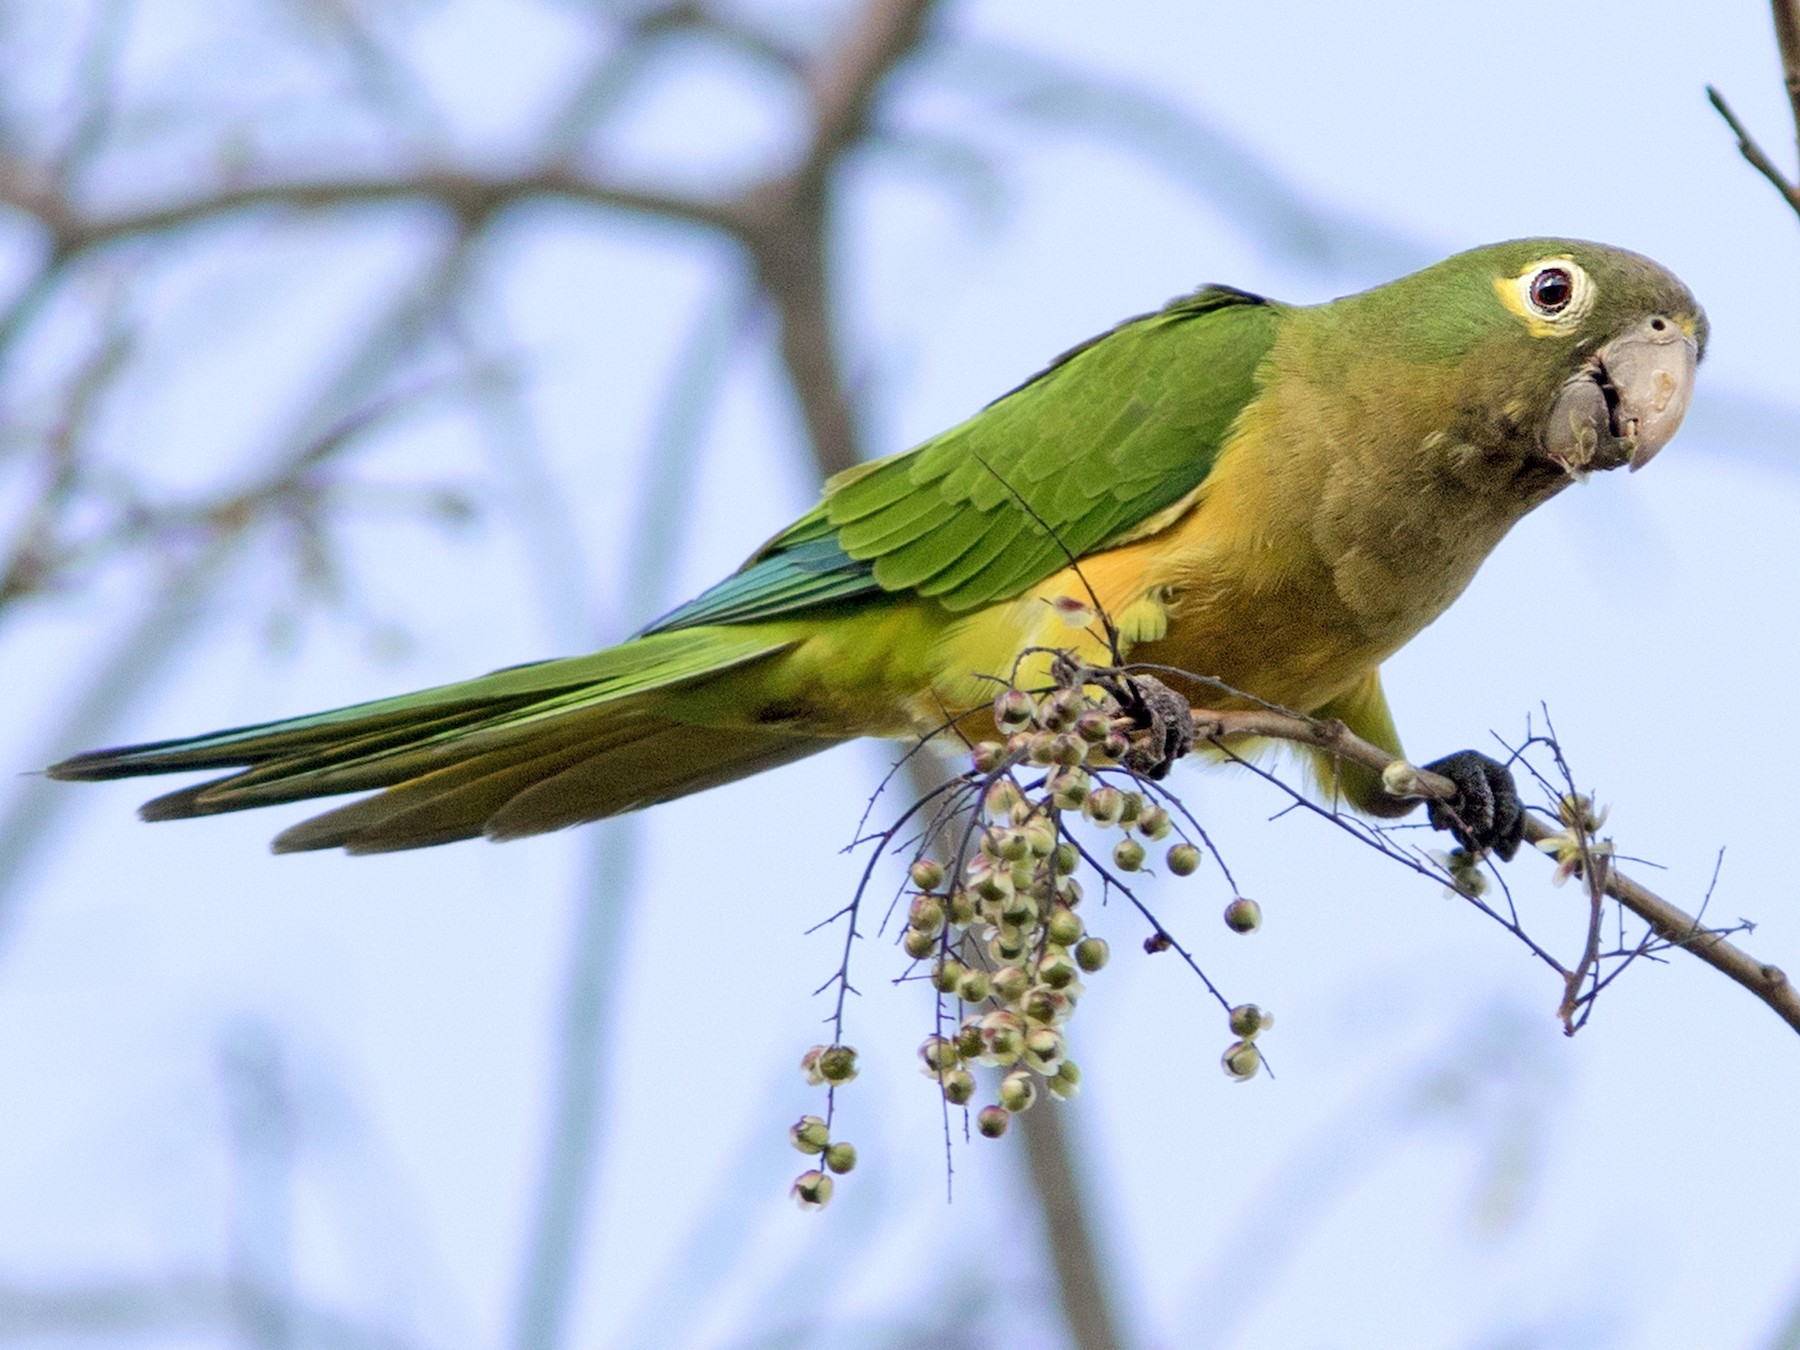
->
[48,238,1703,857]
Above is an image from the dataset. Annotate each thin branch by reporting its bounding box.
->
[1199,705,1800,1038]
[1707,84,1800,220]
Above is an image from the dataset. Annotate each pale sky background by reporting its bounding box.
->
[3,2,1800,1348]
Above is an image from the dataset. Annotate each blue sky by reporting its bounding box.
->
[3,2,1799,1347]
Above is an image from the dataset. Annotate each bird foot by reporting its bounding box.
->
[1422,750,1524,861]
[1112,672,1195,780]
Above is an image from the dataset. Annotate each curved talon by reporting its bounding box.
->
[1113,673,1195,780]
[1422,749,1524,861]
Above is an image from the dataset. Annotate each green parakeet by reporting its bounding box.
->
[48,239,1704,855]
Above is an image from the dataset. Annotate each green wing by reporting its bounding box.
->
[642,284,1282,635]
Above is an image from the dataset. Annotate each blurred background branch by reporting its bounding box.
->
[2,2,1797,1349]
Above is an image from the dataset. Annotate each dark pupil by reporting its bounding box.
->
[1530,268,1572,313]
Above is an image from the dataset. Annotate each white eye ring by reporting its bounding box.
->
[1500,257,1595,334]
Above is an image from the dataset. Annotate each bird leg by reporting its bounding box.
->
[1046,653,1193,779]
[1098,670,1195,780]
[1421,750,1525,860]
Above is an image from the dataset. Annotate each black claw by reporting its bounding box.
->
[1115,673,1194,780]
[1422,749,1524,861]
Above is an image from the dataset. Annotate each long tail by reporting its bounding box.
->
[47,629,836,854]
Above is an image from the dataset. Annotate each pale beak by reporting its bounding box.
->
[1544,315,1698,476]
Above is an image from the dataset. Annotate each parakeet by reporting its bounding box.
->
[48,239,1704,857]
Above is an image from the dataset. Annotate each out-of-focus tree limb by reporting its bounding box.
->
[505,289,745,1350]
[0,1273,422,1349]
[1015,1096,1126,1350]
[0,228,487,933]
[1773,0,1800,163]
[0,165,745,251]
[720,4,1127,1346]
[803,0,940,171]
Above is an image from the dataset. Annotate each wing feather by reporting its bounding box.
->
[642,284,1280,633]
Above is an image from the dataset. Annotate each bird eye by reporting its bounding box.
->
[1527,267,1573,316]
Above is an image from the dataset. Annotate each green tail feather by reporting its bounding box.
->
[47,629,834,853]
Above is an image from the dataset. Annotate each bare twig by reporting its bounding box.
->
[1707,84,1800,219]
[1199,705,1800,1038]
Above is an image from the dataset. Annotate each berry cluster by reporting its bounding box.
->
[792,668,1267,1209]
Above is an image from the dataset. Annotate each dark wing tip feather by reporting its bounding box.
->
[47,747,153,782]
[138,782,218,822]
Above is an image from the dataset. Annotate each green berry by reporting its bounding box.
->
[1137,804,1171,839]
[1112,837,1146,872]
[908,895,945,933]
[818,1044,859,1083]
[1047,1060,1082,1100]
[971,741,1007,774]
[1074,936,1109,972]
[984,778,1024,818]
[1045,905,1083,946]
[1023,1027,1067,1075]
[1050,766,1089,806]
[977,1105,1011,1138]
[824,1141,857,1174]
[998,1070,1037,1113]
[1001,891,1038,929]
[981,1016,1024,1066]
[993,689,1035,733]
[1084,785,1124,825]
[1022,986,1073,1026]
[1037,950,1079,990]
[1223,897,1262,934]
[956,968,991,1003]
[1221,1039,1261,1081]
[789,1115,829,1154]
[919,1035,959,1072]
[792,1169,833,1210]
[1037,688,1083,732]
[991,965,1030,1004]
[941,1069,976,1105]
[1167,843,1201,876]
[1074,709,1112,743]
[990,930,1028,964]
[933,959,965,994]
[1228,1003,1270,1037]
[909,858,945,891]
